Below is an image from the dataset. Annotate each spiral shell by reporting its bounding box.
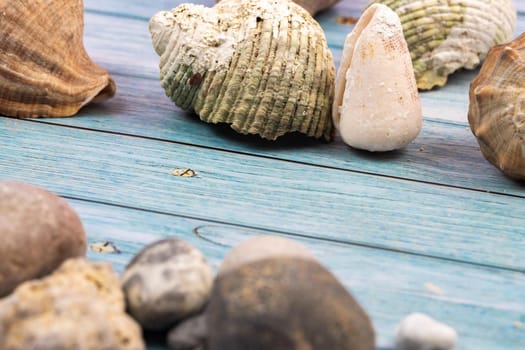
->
[0,0,116,118]
[468,33,525,180]
[149,0,335,141]
[370,0,516,90]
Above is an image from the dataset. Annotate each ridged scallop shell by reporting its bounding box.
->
[216,0,341,16]
[0,0,116,118]
[468,33,525,180]
[369,0,516,90]
[290,0,341,15]
[149,0,335,141]
[333,4,422,151]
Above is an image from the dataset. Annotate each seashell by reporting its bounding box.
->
[149,0,335,141]
[468,33,525,180]
[369,0,516,90]
[205,235,375,350]
[216,0,341,16]
[0,0,116,118]
[395,313,457,350]
[218,234,316,275]
[121,238,213,330]
[333,3,422,151]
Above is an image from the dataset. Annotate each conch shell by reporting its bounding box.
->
[149,0,335,141]
[333,3,422,152]
[0,0,116,118]
[369,0,516,90]
[468,33,525,180]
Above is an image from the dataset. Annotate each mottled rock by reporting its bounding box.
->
[167,313,207,350]
[395,313,457,350]
[122,238,213,330]
[0,258,145,350]
[207,256,375,350]
[0,181,87,297]
[218,235,316,276]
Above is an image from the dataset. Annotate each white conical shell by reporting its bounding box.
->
[333,3,422,152]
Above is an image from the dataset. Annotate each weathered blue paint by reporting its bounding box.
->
[1,0,525,349]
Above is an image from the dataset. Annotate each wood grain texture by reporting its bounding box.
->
[1,1,524,349]
[1,117,524,273]
[76,199,525,350]
[40,73,525,197]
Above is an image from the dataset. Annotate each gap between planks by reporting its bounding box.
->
[10,116,525,200]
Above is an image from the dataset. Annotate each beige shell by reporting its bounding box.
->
[216,0,341,16]
[333,3,422,152]
[468,33,525,180]
[369,0,516,90]
[0,0,116,118]
[149,0,335,141]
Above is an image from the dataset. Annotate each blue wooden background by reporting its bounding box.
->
[1,0,525,349]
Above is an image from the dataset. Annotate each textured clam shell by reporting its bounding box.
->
[0,0,116,118]
[216,0,341,16]
[468,33,525,180]
[333,4,422,151]
[370,0,516,90]
[149,0,335,141]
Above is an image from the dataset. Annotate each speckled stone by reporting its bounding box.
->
[0,258,145,350]
[122,238,213,330]
[0,181,87,297]
[207,257,375,350]
[218,235,316,276]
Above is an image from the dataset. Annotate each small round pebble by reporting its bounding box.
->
[218,235,316,275]
[0,181,87,298]
[122,238,213,330]
[395,313,457,350]
[167,313,207,350]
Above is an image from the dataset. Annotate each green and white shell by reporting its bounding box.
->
[369,0,516,90]
[149,0,335,141]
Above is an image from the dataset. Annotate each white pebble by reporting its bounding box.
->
[395,313,457,350]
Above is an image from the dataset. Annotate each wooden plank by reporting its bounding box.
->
[40,73,525,197]
[76,198,525,350]
[1,117,524,272]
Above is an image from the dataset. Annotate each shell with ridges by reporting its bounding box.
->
[0,0,116,118]
[149,0,335,141]
[216,0,341,16]
[468,32,525,180]
[369,0,516,90]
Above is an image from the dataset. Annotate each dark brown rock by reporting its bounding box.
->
[207,257,375,350]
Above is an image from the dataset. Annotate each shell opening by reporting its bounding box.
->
[81,77,117,107]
